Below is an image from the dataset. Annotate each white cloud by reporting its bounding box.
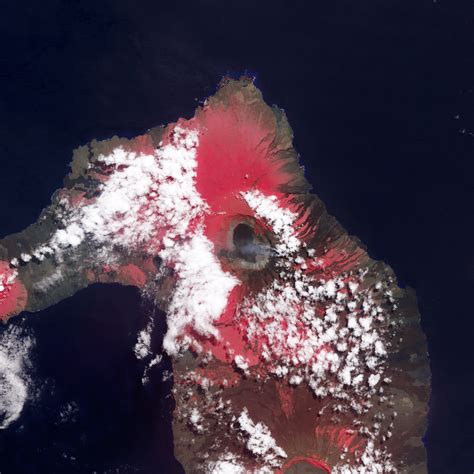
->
[162,229,238,355]
[236,241,391,414]
[22,126,239,357]
[333,440,396,473]
[241,190,301,255]
[47,126,206,257]
[236,408,287,468]
[206,453,247,474]
[33,266,65,293]
[0,324,34,429]
[234,355,249,373]
[134,322,153,360]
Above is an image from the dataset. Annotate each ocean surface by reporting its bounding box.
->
[0,1,473,472]
[0,285,181,473]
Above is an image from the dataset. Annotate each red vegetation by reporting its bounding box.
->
[0,261,27,321]
[191,90,299,250]
[315,425,366,455]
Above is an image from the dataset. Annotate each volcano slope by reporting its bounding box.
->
[0,79,429,473]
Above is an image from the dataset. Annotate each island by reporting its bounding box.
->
[0,78,430,473]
